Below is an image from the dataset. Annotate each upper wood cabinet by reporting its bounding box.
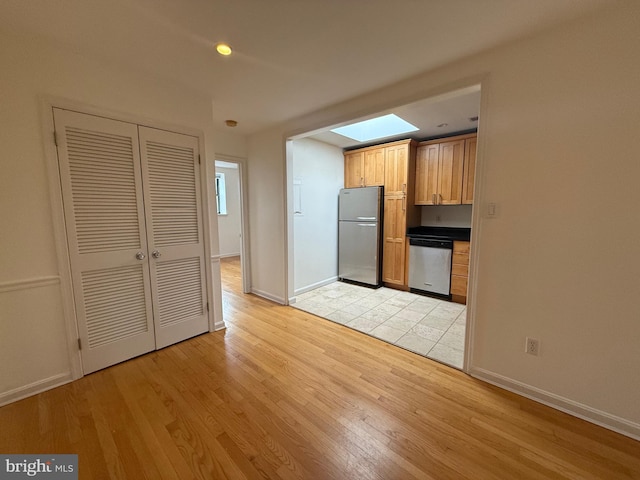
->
[415,133,476,205]
[344,147,384,188]
[384,143,410,195]
[344,151,364,188]
[462,136,477,205]
[364,148,385,187]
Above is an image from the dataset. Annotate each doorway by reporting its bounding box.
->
[285,84,483,372]
[213,157,250,315]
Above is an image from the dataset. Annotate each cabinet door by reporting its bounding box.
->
[415,144,439,205]
[384,144,409,195]
[438,140,465,205]
[462,136,477,204]
[344,151,364,188]
[363,148,385,186]
[451,241,470,302]
[382,195,407,285]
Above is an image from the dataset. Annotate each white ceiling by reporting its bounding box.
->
[306,86,482,149]
[0,0,614,136]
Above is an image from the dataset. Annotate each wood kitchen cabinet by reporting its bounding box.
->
[415,133,476,205]
[344,151,364,188]
[343,138,419,288]
[462,135,477,205]
[381,139,419,288]
[343,147,384,188]
[384,142,410,195]
[451,240,470,304]
[382,195,407,285]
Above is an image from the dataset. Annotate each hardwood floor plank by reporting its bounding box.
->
[0,255,638,479]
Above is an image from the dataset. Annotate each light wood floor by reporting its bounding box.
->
[1,255,638,479]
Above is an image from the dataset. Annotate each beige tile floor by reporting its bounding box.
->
[292,281,466,369]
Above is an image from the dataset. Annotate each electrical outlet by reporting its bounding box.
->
[525,337,540,356]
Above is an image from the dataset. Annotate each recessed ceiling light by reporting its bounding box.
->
[216,43,232,56]
[330,114,418,142]
[437,123,448,128]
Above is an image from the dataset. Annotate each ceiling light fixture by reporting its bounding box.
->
[216,43,232,56]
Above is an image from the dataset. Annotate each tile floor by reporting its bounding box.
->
[292,281,466,369]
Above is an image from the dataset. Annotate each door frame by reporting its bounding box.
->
[282,75,489,373]
[40,96,220,379]
[212,154,251,295]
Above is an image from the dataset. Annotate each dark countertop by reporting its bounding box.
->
[406,226,471,242]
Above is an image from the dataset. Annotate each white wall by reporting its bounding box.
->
[246,3,640,436]
[292,139,344,295]
[215,165,242,257]
[421,205,472,227]
[247,128,287,303]
[0,29,221,402]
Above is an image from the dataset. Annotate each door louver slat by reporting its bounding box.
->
[145,141,199,247]
[66,126,141,254]
[82,265,148,348]
[155,257,203,327]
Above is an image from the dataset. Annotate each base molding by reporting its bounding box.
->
[470,367,640,441]
[293,276,339,299]
[251,288,286,305]
[0,372,73,407]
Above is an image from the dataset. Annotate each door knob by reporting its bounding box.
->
[135,252,146,260]
[152,250,161,259]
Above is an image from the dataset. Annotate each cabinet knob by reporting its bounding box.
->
[135,252,146,260]
[152,250,161,259]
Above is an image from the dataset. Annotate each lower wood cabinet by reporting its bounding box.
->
[451,241,470,304]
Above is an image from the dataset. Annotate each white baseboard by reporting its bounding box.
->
[470,367,640,441]
[251,288,286,305]
[218,253,241,259]
[0,372,73,407]
[293,276,338,297]
[213,319,226,331]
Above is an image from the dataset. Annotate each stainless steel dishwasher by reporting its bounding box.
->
[408,238,453,297]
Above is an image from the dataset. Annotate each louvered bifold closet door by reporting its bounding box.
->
[138,127,208,348]
[53,109,156,374]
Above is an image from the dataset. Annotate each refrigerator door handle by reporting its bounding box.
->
[356,216,376,220]
[357,223,377,227]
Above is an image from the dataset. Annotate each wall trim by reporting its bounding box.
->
[0,373,73,408]
[0,276,60,294]
[470,367,640,442]
[293,276,338,297]
[251,288,286,305]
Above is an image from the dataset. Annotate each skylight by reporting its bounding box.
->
[331,114,419,142]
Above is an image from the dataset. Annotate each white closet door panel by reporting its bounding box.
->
[138,126,208,348]
[54,109,155,374]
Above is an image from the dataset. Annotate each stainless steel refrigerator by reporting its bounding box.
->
[338,186,383,287]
